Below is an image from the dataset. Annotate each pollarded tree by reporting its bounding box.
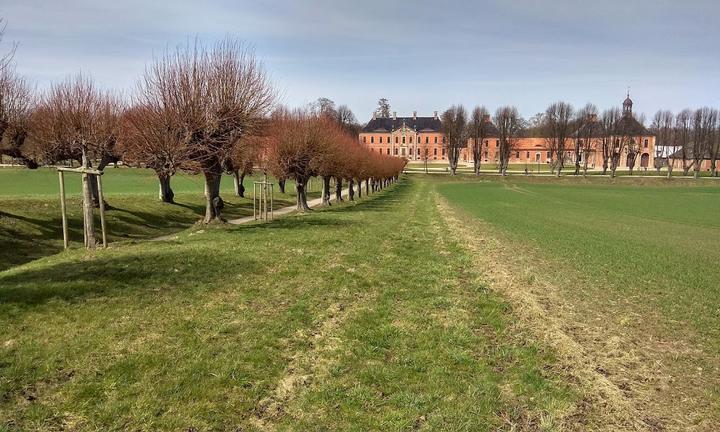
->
[0,71,39,168]
[440,105,468,176]
[469,106,491,175]
[651,110,675,177]
[600,108,620,175]
[675,109,693,176]
[495,106,523,176]
[574,107,603,177]
[139,38,275,222]
[691,107,718,178]
[573,103,597,175]
[119,104,192,203]
[544,101,574,176]
[266,109,335,211]
[31,74,121,247]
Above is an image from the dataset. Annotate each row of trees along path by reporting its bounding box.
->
[0,31,405,249]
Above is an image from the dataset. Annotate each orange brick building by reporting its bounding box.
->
[360,96,656,171]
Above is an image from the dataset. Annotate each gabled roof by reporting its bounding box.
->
[362,116,441,133]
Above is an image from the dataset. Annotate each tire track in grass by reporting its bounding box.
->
[436,192,711,431]
[250,292,378,431]
[437,196,662,431]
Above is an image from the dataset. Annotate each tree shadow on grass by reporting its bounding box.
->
[0,247,260,306]
[229,216,352,233]
[330,182,410,215]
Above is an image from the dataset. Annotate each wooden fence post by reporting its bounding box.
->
[59,170,69,250]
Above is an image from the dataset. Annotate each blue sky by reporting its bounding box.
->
[2,0,719,122]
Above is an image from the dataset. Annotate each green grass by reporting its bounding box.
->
[0,167,317,271]
[437,177,720,352]
[0,177,573,430]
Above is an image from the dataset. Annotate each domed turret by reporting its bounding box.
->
[623,91,633,117]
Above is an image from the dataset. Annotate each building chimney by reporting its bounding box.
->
[433,111,438,119]
[393,111,397,120]
[482,114,491,122]
[413,110,417,119]
[372,111,376,120]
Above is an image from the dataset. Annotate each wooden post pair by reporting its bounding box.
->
[58,167,107,250]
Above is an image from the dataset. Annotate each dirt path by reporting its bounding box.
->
[435,193,719,431]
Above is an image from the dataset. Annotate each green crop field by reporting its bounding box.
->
[437,178,720,350]
[1,171,719,430]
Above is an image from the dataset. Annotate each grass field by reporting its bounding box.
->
[0,177,574,431]
[435,175,720,428]
[437,178,720,351]
[0,168,315,271]
[1,171,719,430]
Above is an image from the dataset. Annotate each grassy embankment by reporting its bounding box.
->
[0,167,317,271]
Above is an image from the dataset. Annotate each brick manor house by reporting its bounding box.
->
[359,96,656,170]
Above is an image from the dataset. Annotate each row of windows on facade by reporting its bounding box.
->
[363,136,448,144]
[364,136,650,148]
[371,147,448,156]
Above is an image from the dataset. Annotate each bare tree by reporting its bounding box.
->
[600,108,619,175]
[574,106,602,177]
[495,106,523,175]
[651,110,675,177]
[440,105,468,175]
[335,104,359,135]
[31,74,120,247]
[544,101,574,176]
[139,38,275,222]
[119,104,193,203]
[675,109,693,175]
[691,107,718,178]
[0,70,37,167]
[710,114,720,177]
[468,106,491,175]
[573,103,597,175]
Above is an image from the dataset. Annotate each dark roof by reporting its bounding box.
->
[476,120,500,138]
[668,147,713,160]
[614,114,651,136]
[573,120,606,138]
[362,116,441,133]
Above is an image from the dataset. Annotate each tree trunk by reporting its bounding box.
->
[365,178,370,195]
[335,177,343,202]
[81,171,96,249]
[321,175,332,206]
[356,179,362,198]
[296,178,312,211]
[348,179,355,201]
[278,178,286,194]
[158,172,175,203]
[203,171,224,223]
[694,169,700,179]
[233,170,246,197]
[89,156,114,208]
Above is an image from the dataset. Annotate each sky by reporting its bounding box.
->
[2,0,719,123]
